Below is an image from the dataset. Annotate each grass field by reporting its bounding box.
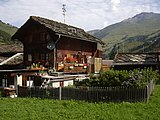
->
[0,85,160,120]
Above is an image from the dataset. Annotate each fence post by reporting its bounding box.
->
[29,87,31,97]
[59,87,62,100]
[146,85,149,103]
[17,85,19,97]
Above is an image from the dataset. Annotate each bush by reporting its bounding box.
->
[79,68,159,87]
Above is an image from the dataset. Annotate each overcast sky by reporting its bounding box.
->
[0,0,160,31]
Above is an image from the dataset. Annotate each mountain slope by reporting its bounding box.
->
[0,20,18,44]
[92,12,160,59]
[87,29,100,36]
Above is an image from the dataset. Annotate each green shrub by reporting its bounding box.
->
[80,68,159,87]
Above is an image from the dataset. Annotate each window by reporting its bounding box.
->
[40,33,46,42]
[28,54,32,62]
[46,34,51,41]
[40,54,45,60]
[34,54,39,61]
[49,53,54,61]
[2,75,7,87]
[68,27,77,34]
[46,54,49,60]
[27,76,34,87]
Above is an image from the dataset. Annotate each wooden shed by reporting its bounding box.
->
[12,16,104,73]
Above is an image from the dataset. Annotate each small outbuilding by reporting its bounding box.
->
[113,53,160,71]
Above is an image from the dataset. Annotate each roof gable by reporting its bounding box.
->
[12,16,104,45]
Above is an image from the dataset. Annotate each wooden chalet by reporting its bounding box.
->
[12,16,104,73]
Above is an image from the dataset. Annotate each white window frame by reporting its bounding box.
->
[2,78,7,87]
[28,54,32,62]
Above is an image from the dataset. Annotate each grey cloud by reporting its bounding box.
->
[0,0,160,30]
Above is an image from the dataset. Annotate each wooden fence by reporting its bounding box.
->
[18,80,155,102]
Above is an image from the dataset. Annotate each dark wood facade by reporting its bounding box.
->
[12,16,103,72]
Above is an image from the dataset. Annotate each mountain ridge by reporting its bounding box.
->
[89,12,160,59]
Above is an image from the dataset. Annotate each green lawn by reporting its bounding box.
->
[0,85,160,120]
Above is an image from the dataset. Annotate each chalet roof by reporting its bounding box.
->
[0,53,23,66]
[113,53,159,65]
[0,56,8,63]
[0,44,23,54]
[12,16,104,45]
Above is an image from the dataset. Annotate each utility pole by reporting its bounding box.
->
[123,42,124,53]
[62,4,66,23]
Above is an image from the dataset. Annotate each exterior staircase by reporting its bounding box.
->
[41,79,50,88]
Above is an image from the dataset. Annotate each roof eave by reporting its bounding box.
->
[55,33,102,44]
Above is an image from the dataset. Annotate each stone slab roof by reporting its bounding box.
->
[12,16,104,45]
[114,53,159,65]
[0,44,23,54]
[0,53,23,66]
